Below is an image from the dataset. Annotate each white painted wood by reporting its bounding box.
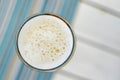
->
[63,41,120,80]
[82,0,120,12]
[52,73,74,80]
[72,3,120,56]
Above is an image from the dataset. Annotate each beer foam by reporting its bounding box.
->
[18,15,73,70]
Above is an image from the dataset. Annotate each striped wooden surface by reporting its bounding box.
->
[1,0,120,80]
[0,0,78,80]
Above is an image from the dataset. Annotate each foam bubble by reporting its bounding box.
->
[18,15,73,70]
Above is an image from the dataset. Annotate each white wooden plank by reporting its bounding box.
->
[72,3,120,56]
[52,73,73,80]
[82,0,120,12]
[63,41,120,80]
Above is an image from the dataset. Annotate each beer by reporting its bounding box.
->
[17,14,75,71]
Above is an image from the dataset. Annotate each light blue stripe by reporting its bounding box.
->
[0,0,4,16]
[68,0,79,23]
[60,0,78,23]
[43,0,50,12]
[44,72,53,80]
[0,0,24,57]
[45,0,56,13]
[0,0,17,45]
[8,0,33,79]
[64,0,74,22]
[39,0,44,12]
[0,0,10,27]
[49,0,57,13]
[41,0,48,13]
[23,68,31,80]
[0,0,33,79]
[19,66,28,80]
[61,0,72,22]
[60,0,69,17]
[0,1,25,71]
[55,0,64,15]
[53,0,63,14]
[15,64,24,80]
[0,40,15,80]
[0,0,6,18]
[36,72,45,80]
[0,0,31,61]
[0,0,23,66]
[19,64,31,80]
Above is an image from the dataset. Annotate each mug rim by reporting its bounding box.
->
[16,13,76,72]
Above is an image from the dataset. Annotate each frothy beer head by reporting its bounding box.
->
[17,14,75,71]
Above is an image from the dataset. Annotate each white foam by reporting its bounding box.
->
[18,15,73,70]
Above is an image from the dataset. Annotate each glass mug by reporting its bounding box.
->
[16,13,75,72]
